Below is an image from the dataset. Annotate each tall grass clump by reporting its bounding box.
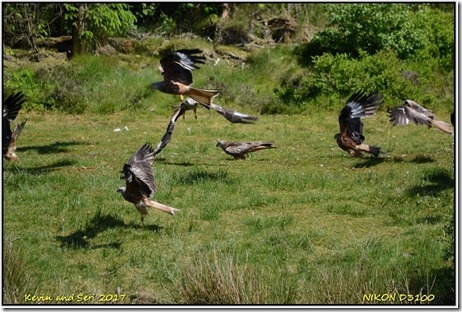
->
[172,250,298,304]
[3,237,39,304]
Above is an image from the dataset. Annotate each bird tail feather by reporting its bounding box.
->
[357,144,381,158]
[147,199,179,215]
[188,88,220,106]
[431,119,453,135]
[11,120,27,142]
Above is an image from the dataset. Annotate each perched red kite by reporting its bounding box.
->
[118,143,179,224]
[388,100,453,135]
[3,92,27,161]
[216,140,276,160]
[150,49,219,105]
[334,91,383,158]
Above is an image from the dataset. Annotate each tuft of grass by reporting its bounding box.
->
[171,250,299,304]
[3,237,39,304]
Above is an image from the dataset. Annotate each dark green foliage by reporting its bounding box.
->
[64,3,137,53]
[277,4,454,114]
[3,3,59,49]
[307,4,451,60]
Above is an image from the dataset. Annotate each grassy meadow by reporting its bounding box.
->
[3,101,455,304]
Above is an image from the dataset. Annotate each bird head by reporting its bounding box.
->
[117,187,126,194]
[216,140,224,148]
[333,133,340,141]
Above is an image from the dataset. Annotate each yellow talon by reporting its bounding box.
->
[180,94,184,101]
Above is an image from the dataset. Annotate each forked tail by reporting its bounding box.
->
[431,119,454,135]
[357,143,381,158]
[188,88,220,106]
[147,199,180,215]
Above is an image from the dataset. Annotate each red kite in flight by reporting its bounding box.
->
[175,97,259,123]
[216,140,276,160]
[150,49,219,105]
[3,92,27,161]
[335,91,383,157]
[153,101,188,157]
[118,143,179,224]
[388,100,453,135]
[210,103,258,124]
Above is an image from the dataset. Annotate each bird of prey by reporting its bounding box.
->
[118,143,179,224]
[153,101,189,157]
[216,140,276,160]
[334,90,383,158]
[150,49,220,105]
[388,100,453,135]
[177,97,259,124]
[3,92,26,161]
[210,103,258,124]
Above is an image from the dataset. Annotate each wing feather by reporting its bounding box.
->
[160,49,205,86]
[124,144,157,197]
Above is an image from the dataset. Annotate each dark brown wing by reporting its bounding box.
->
[160,49,205,86]
[124,143,157,197]
[153,105,186,156]
[3,92,25,121]
[3,92,26,154]
[338,91,383,143]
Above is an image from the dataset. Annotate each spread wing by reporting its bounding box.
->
[210,103,258,124]
[160,49,205,86]
[388,100,433,126]
[124,143,157,197]
[3,91,25,121]
[3,92,26,153]
[339,91,383,142]
[153,104,186,156]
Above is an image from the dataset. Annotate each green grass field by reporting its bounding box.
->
[3,104,455,304]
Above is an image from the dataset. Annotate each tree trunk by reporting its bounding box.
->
[71,3,86,55]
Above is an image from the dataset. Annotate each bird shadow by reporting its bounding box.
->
[56,212,162,249]
[390,154,435,164]
[154,157,195,167]
[352,157,385,168]
[406,168,454,197]
[4,159,78,175]
[173,168,233,185]
[18,140,89,154]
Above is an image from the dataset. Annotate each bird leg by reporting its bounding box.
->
[194,106,197,119]
[140,214,145,227]
[180,94,185,101]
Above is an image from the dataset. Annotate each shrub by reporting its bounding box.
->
[304,4,453,62]
[275,50,419,111]
[3,68,57,112]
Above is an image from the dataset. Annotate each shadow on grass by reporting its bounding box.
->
[56,212,162,249]
[173,168,233,185]
[352,157,385,168]
[408,266,455,305]
[389,154,435,164]
[154,158,195,167]
[18,140,89,154]
[406,168,454,197]
[4,159,78,175]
